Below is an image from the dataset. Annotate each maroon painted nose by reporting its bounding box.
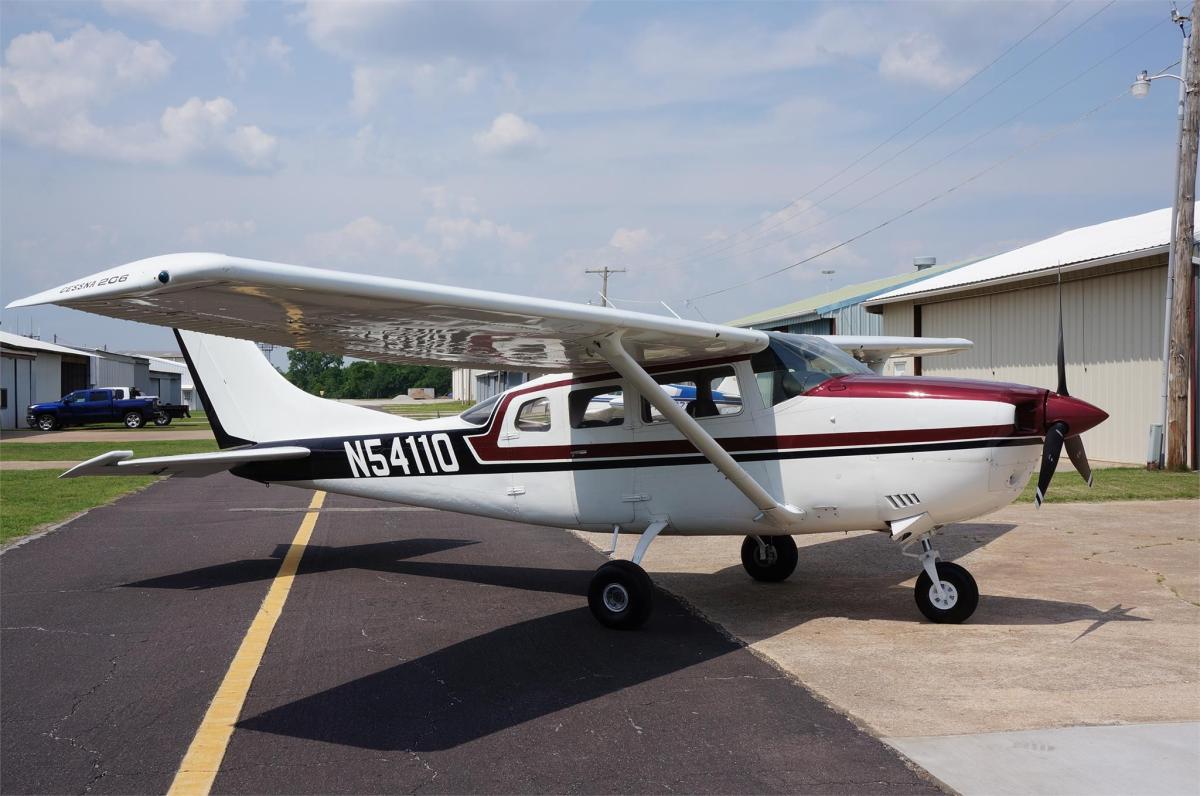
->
[1044,393,1108,436]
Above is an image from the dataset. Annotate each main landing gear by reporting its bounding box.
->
[740,535,798,582]
[906,535,979,624]
[588,520,666,630]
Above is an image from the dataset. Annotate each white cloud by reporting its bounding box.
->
[1,26,278,170]
[609,227,653,254]
[425,216,530,251]
[102,0,245,35]
[226,36,292,81]
[473,113,545,157]
[879,32,971,91]
[305,217,439,269]
[183,219,256,245]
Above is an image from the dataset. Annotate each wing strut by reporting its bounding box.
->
[594,333,805,530]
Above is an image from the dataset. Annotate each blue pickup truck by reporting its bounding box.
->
[26,387,184,431]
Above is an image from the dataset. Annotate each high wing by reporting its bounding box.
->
[8,253,767,372]
[819,335,972,373]
[60,447,311,478]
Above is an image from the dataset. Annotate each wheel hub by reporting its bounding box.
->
[602,583,629,613]
[756,545,778,566]
[929,580,958,610]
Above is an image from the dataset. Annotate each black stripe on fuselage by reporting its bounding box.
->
[231,433,1040,483]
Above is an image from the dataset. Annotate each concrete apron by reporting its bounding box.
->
[576,499,1200,794]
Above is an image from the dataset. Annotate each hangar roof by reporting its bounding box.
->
[0,330,92,358]
[865,205,1198,309]
[726,261,967,328]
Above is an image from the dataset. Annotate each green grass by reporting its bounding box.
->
[382,400,473,419]
[0,470,158,544]
[1017,467,1200,503]
[0,439,219,461]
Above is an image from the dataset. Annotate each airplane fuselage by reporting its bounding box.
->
[232,359,1083,538]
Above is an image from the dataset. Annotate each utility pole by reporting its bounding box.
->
[585,267,626,307]
[1167,3,1200,470]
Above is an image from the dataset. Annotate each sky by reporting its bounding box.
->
[0,0,1190,365]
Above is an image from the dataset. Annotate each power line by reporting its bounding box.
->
[681,0,1117,269]
[685,83,1135,304]
[682,13,1165,276]
[660,0,1078,269]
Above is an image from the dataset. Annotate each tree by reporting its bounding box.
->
[286,350,344,394]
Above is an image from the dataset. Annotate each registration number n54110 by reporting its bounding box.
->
[343,434,460,477]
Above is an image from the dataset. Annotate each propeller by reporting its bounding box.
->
[1035,272,1101,507]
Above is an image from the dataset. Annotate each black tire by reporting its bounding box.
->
[154,412,172,426]
[35,414,57,432]
[914,561,979,624]
[740,535,798,582]
[123,411,145,429]
[588,560,654,630]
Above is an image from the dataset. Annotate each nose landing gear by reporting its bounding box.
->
[907,535,979,623]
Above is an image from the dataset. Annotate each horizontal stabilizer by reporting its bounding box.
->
[60,446,310,479]
[819,335,972,373]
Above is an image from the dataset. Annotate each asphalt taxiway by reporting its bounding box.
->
[1,474,938,794]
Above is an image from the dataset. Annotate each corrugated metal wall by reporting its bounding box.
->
[880,264,1165,464]
[91,356,136,390]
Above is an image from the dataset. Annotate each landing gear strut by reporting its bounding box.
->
[740,535,798,582]
[907,536,979,623]
[587,520,666,630]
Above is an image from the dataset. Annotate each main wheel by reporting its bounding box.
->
[123,411,145,429]
[154,412,172,426]
[740,535,798,582]
[35,414,57,432]
[588,560,654,630]
[914,561,979,624]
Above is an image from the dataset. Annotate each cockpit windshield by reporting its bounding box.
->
[752,332,871,406]
[459,394,500,426]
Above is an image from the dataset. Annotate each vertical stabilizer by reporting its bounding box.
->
[174,330,416,448]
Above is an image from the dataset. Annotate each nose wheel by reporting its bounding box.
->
[909,537,979,623]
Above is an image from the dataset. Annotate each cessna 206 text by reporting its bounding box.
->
[9,253,1107,629]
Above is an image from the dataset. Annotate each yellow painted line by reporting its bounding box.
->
[168,490,326,796]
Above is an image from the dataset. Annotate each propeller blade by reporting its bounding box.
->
[1035,421,1068,508]
[1056,271,1068,397]
[1064,435,1093,487]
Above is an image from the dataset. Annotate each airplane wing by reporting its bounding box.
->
[61,446,310,478]
[8,253,767,372]
[820,335,972,373]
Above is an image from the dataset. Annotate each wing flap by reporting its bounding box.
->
[9,253,767,372]
[61,446,311,478]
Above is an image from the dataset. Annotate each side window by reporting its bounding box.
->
[641,366,741,423]
[514,396,552,432]
[88,391,108,402]
[569,385,624,429]
[64,391,85,403]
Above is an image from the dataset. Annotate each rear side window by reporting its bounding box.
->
[88,391,108,401]
[460,394,499,426]
[515,397,552,432]
[642,366,741,423]
[569,385,624,428]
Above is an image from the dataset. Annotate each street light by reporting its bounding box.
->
[1130,68,1183,99]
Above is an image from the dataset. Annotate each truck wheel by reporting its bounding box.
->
[154,412,172,426]
[36,414,57,432]
[124,412,145,429]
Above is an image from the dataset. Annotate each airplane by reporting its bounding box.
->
[7,253,1108,630]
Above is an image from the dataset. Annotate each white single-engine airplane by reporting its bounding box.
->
[9,254,1107,629]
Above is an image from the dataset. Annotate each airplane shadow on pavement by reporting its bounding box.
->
[123,521,1149,752]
